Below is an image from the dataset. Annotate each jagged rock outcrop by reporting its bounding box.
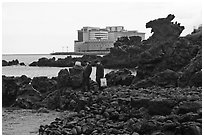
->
[102,14,186,69]
[102,14,201,88]
[145,14,184,42]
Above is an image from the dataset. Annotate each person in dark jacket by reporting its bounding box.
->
[96,61,104,90]
[82,61,92,92]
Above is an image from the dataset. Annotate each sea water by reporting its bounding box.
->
[2,54,118,80]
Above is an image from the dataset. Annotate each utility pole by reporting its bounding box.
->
[62,46,64,52]
[67,46,68,52]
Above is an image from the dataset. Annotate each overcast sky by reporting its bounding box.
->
[2,0,202,54]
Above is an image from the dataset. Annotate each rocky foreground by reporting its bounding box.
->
[2,68,202,135]
[38,86,202,135]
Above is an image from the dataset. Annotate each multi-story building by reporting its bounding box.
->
[74,26,145,53]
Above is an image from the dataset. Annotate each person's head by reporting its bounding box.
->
[75,61,81,67]
[84,60,90,65]
[95,60,101,65]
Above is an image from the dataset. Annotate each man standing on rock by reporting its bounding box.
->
[96,60,104,90]
[82,61,92,92]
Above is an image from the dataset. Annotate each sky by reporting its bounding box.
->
[2,0,202,54]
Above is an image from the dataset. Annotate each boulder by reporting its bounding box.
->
[31,76,57,93]
[57,69,71,88]
[105,69,135,86]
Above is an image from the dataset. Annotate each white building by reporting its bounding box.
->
[74,26,145,53]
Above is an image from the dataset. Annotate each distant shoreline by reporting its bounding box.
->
[50,52,108,56]
[2,54,50,56]
[3,52,109,56]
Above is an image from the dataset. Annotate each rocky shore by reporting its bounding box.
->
[38,86,202,135]
[2,14,202,135]
[2,66,202,135]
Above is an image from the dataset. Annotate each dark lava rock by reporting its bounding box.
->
[176,122,202,135]
[177,101,202,114]
[105,68,135,86]
[31,76,57,93]
[2,60,8,66]
[15,75,31,87]
[178,49,202,87]
[38,86,201,135]
[12,83,42,109]
[146,14,184,42]
[102,15,201,90]
[132,69,179,88]
[130,97,150,109]
[147,98,176,115]
[19,62,26,66]
[2,76,18,107]
[57,69,71,88]
[29,55,102,67]
[2,59,23,66]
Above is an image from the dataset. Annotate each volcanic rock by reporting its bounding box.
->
[105,68,135,86]
[2,76,18,107]
[12,83,42,109]
[2,59,21,66]
[57,69,71,88]
[178,49,202,87]
[31,76,57,93]
[146,14,184,42]
[38,86,202,135]
[132,69,179,88]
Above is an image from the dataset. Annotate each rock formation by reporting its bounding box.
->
[29,55,102,67]
[102,14,201,88]
[2,59,25,66]
[145,14,184,42]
